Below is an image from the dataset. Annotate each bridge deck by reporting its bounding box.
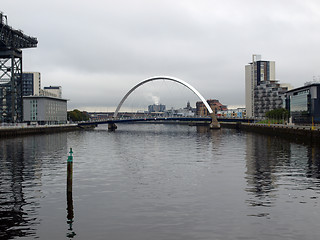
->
[77,117,253,126]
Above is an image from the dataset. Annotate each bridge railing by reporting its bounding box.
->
[87,115,212,122]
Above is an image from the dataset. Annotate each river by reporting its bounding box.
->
[1,124,320,239]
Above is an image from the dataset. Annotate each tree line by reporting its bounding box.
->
[67,109,89,122]
[265,108,289,120]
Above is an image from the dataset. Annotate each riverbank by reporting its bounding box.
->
[220,122,320,143]
[2,121,320,143]
[0,124,93,138]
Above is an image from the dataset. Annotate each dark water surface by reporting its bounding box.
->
[1,124,320,239]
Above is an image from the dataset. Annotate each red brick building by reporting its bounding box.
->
[196,99,227,116]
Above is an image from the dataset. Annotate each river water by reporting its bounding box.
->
[1,124,320,240]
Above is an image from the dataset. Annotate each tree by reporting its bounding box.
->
[266,108,289,121]
[67,109,89,122]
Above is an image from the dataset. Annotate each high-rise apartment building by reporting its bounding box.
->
[245,55,286,118]
[22,72,41,96]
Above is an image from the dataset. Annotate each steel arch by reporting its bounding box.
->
[113,76,213,118]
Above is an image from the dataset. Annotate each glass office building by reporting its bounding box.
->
[285,83,320,124]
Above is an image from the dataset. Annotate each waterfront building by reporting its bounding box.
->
[23,96,67,125]
[148,104,166,113]
[285,83,320,124]
[22,72,41,96]
[245,54,287,118]
[172,108,195,117]
[254,81,288,118]
[217,108,246,118]
[196,99,227,116]
[160,102,195,117]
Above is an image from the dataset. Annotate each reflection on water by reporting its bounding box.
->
[0,134,67,239]
[245,133,320,218]
[0,139,29,239]
[245,135,290,208]
[1,125,320,239]
[66,191,76,238]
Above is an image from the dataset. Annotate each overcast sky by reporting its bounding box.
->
[2,0,320,111]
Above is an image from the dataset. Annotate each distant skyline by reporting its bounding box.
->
[2,0,320,111]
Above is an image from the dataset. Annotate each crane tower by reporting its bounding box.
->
[0,12,38,122]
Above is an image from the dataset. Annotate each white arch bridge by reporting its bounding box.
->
[79,76,221,130]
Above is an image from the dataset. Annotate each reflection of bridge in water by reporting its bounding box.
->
[79,76,248,130]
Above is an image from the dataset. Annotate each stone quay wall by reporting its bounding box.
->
[221,122,320,143]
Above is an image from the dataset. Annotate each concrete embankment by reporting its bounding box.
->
[220,122,320,143]
[0,124,92,138]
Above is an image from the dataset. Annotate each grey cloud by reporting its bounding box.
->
[2,0,320,110]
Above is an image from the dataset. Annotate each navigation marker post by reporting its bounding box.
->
[66,148,76,237]
[67,148,73,193]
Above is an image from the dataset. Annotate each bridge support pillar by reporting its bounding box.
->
[210,113,220,129]
[108,123,117,131]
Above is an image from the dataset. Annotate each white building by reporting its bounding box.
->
[174,108,195,117]
[23,96,67,125]
[245,54,276,118]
